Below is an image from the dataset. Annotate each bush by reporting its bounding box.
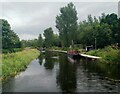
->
[2,48,23,53]
[87,46,120,64]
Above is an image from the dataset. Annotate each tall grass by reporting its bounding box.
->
[1,49,40,81]
[87,46,120,64]
[0,54,2,77]
[86,46,120,81]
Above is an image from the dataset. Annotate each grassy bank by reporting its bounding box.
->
[86,46,120,81]
[2,49,40,81]
[86,46,120,64]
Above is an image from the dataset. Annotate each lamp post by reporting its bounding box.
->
[95,38,96,49]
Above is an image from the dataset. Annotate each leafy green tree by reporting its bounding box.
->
[56,2,78,47]
[21,40,27,48]
[94,23,112,48]
[87,15,93,24]
[100,13,119,44]
[117,18,120,43]
[53,34,61,47]
[21,39,38,48]
[99,13,106,22]
[1,19,21,49]
[38,34,43,47]
[43,27,54,48]
[93,16,99,25]
[77,15,98,47]
[78,14,112,48]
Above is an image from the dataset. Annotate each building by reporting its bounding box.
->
[85,45,93,52]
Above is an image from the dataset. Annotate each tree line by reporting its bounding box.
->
[1,19,22,53]
[1,2,120,53]
[56,3,120,48]
[44,3,120,49]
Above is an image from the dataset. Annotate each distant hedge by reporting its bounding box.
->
[2,48,23,53]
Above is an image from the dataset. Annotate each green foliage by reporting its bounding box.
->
[53,34,61,47]
[100,13,119,44]
[2,49,40,81]
[1,19,21,50]
[94,23,112,48]
[2,48,23,53]
[2,5,119,51]
[87,46,120,64]
[87,47,120,80]
[21,39,38,48]
[43,27,54,48]
[77,13,119,48]
[38,34,43,47]
[56,2,78,47]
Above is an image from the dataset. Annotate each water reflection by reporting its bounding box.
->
[56,53,77,92]
[43,51,54,69]
[2,51,120,92]
[82,59,120,80]
[79,59,120,92]
[38,53,44,65]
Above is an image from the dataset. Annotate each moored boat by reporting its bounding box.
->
[67,50,81,60]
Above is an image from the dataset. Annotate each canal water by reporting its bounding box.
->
[2,51,120,93]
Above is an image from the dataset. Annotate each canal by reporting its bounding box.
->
[2,51,120,93]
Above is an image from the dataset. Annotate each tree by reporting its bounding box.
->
[38,34,43,47]
[87,15,93,24]
[21,39,38,48]
[94,23,112,48]
[78,23,94,47]
[1,19,21,49]
[100,13,119,44]
[117,18,120,43]
[53,34,61,47]
[56,2,78,47]
[43,27,54,48]
[77,14,112,48]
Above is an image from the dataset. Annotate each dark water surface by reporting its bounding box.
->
[2,51,120,93]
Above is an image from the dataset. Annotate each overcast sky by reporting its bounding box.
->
[0,2,118,40]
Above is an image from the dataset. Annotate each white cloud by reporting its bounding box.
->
[19,34,38,40]
[0,2,118,40]
[118,1,120,18]
[0,0,119,2]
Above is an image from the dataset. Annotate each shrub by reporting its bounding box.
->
[87,46,120,64]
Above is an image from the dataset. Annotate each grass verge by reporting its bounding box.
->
[86,46,120,81]
[86,46,120,64]
[1,49,40,82]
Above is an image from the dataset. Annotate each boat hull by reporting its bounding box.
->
[68,54,81,60]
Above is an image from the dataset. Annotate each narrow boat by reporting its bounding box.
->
[67,50,81,60]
